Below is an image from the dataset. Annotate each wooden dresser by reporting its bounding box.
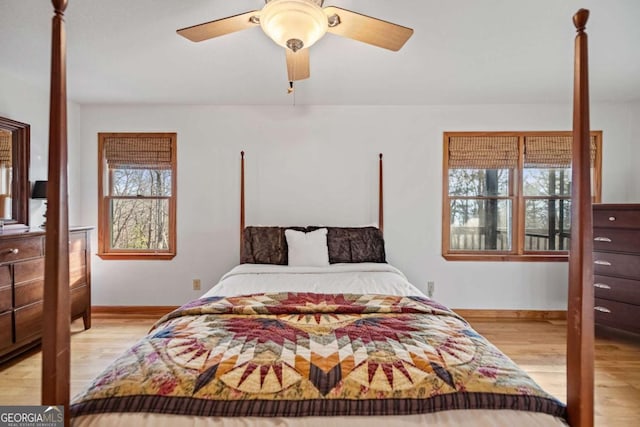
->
[592,204,640,334]
[0,226,92,362]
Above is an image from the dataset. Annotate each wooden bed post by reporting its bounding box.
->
[42,0,71,424]
[378,153,384,233]
[567,9,594,427]
[240,151,245,260]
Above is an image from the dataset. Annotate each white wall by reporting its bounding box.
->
[628,102,640,202]
[0,70,83,225]
[78,102,637,309]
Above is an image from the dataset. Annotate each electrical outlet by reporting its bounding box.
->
[192,279,201,291]
[427,281,435,298]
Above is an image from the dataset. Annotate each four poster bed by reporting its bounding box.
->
[68,154,568,426]
[41,2,594,426]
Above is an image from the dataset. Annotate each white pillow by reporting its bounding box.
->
[285,228,330,267]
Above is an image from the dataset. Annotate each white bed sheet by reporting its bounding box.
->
[202,263,426,298]
[72,263,567,427]
[73,407,566,427]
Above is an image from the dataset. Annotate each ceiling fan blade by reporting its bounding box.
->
[323,6,413,51]
[286,48,310,81]
[177,10,260,42]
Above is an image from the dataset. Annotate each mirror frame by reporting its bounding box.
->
[0,116,30,226]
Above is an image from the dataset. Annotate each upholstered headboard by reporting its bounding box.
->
[241,226,386,265]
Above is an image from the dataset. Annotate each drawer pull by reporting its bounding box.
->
[608,216,616,221]
[594,237,612,242]
[594,283,611,290]
[594,260,612,266]
[5,248,19,255]
[594,306,611,313]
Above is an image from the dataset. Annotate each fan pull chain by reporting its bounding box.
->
[288,81,296,106]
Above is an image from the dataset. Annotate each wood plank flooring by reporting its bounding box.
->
[472,319,640,426]
[0,316,638,426]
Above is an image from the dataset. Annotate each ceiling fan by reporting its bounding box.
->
[177,0,414,85]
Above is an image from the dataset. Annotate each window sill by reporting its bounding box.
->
[97,252,176,261]
[443,253,568,262]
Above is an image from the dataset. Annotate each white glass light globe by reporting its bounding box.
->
[260,0,328,51]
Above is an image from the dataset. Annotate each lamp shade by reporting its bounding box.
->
[260,0,328,51]
[31,180,47,199]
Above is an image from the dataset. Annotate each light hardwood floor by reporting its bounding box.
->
[0,316,638,426]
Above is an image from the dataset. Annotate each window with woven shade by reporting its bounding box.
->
[98,133,177,260]
[443,131,602,261]
[0,130,12,169]
[0,130,12,214]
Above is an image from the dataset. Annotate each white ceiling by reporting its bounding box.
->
[1,0,639,105]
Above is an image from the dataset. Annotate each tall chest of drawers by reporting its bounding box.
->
[0,226,92,362]
[592,204,640,334]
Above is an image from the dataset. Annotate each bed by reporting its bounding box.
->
[42,3,594,427]
[69,227,566,426]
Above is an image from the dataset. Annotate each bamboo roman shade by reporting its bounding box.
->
[524,135,597,168]
[103,135,173,169]
[0,130,11,168]
[448,136,518,169]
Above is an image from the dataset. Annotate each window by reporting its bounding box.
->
[98,133,177,260]
[442,131,601,261]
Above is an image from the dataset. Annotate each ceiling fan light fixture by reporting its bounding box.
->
[260,0,328,51]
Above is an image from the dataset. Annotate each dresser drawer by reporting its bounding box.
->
[0,265,10,311]
[0,265,10,287]
[14,258,45,308]
[14,258,44,285]
[0,285,11,312]
[594,298,640,333]
[0,236,43,263]
[14,279,44,308]
[0,311,12,350]
[594,208,640,229]
[594,275,640,306]
[593,228,640,254]
[593,252,640,279]
[0,310,11,350]
[14,301,43,343]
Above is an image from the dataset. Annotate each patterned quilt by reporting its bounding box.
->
[70,293,566,419]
